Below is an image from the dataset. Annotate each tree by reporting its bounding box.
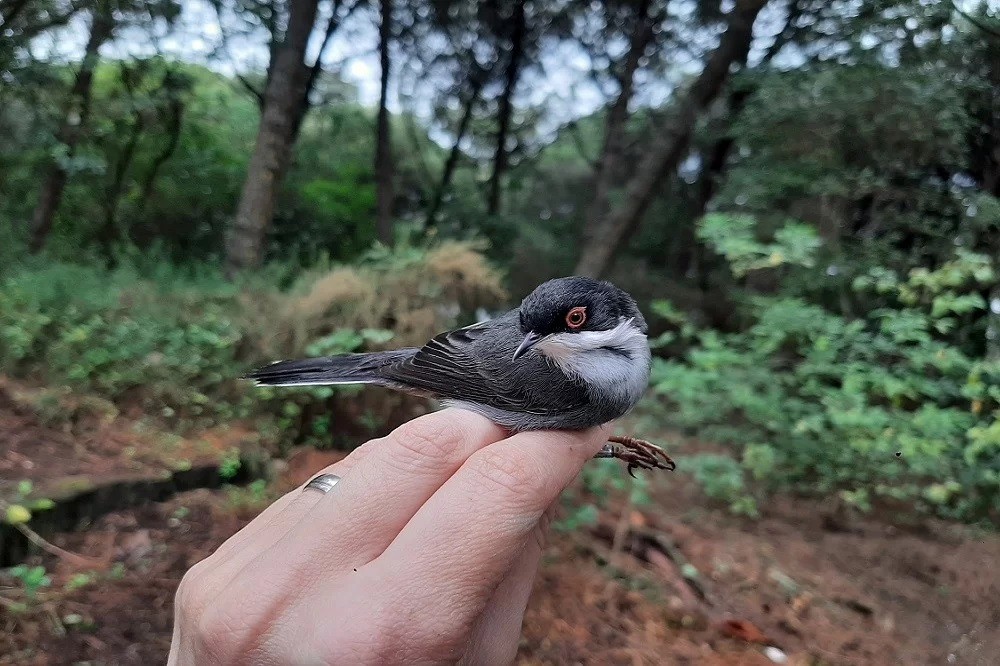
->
[486,0,526,216]
[579,0,659,267]
[374,0,394,244]
[28,2,115,252]
[575,0,770,277]
[223,0,354,275]
[0,0,81,76]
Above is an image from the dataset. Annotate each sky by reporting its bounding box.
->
[30,0,994,139]
[32,0,609,120]
[28,0,789,130]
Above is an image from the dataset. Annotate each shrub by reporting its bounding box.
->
[0,261,255,427]
[650,216,1000,523]
[253,238,508,449]
[0,239,507,444]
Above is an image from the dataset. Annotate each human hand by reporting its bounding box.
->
[168,408,610,665]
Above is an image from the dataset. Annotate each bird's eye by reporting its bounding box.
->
[565,306,587,329]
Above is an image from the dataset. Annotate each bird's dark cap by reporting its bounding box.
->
[518,276,647,336]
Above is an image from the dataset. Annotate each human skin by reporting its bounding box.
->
[168,408,610,665]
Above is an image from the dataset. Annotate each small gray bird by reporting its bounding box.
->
[245,276,673,474]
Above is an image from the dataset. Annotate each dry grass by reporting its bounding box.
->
[251,240,508,357]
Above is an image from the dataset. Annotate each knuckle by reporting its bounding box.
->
[390,415,467,468]
[175,562,209,613]
[531,504,557,551]
[363,599,466,664]
[175,567,247,663]
[192,604,245,663]
[470,446,539,497]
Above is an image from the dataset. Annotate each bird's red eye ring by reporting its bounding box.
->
[566,306,587,329]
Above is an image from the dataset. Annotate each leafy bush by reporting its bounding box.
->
[651,215,1000,522]
[0,261,256,427]
[253,237,508,448]
[0,239,506,443]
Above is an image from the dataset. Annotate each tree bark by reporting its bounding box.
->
[579,0,655,261]
[224,0,322,275]
[374,0,394,245]
[574,0,769,278]
[486,1,526,216]
[293,0,351,136]
[139,95,185,206]
[691,0,799,219]
[28,7,114,253]
[99,105,146,255]
[425,71,484,227]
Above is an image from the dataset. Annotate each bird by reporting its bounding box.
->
[245,276,674,475]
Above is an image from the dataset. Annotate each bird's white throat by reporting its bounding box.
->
[534,318,650,407]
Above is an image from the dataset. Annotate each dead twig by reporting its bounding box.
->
[633,526,713,605]
[14,523,104,570]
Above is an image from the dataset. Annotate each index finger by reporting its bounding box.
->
[365,425,610,648]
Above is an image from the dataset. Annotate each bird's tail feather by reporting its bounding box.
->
[243,350,415,387]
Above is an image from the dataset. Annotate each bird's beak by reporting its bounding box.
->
[512,331,542,361]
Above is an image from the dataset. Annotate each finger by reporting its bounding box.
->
[180,445,372,617]
[260,508,554,665]
[169,439,383,663]
[213,408,506,622]
[196,440,374,574]
[268,408,506,573]
[459,503,555,666]
[367,426,609,653]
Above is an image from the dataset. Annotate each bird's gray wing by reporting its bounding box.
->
[379,320,590,415]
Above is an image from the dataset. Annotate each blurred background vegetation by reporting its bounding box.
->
[1,0,999,528]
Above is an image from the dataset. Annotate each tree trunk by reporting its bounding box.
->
[292,0,349,136]
[486,1,526,216]
[574,0,769,278]
[140,95,185,206]
[579,0,655,261]
[691,0,799,219]
[374,0,394,245]
[224,0,321,276]
[99,107,146,255]
[0,0,30,27]
[28,7,114,253]
[426,72,484,227]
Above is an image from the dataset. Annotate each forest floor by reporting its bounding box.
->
[1,387,999,665]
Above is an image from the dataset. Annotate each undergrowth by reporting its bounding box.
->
[0,238,506,447]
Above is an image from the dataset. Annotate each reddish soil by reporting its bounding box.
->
[0,381,258,502]
[1,397,998,665]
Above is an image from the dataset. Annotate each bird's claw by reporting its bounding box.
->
[596,435,675,476]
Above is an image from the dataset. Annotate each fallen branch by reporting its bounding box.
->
[632,526,713,604]
[14,524,104,570]
[591,521,714,606]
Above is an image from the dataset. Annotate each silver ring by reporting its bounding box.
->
[304,473,342,494]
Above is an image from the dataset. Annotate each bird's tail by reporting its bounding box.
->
[243,350,416,387]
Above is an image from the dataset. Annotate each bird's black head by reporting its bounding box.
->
[518,277,647,337]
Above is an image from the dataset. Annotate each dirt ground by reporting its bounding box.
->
[2,396,999,665]
[0,381,256,502]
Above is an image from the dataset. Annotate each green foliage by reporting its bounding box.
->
[0,239,503,448]
[698,214,822,276]
[0,260,257,428]
[2,480,55,525]
[218,448,242,480]
[652,214,1000,522]
[65,572,97,592]
[7,565,52,600]
[678,455,758,517]
[556,459,653,531]
[225,479,272,513]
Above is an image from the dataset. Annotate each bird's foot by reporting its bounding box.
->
[595,435,676,478]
